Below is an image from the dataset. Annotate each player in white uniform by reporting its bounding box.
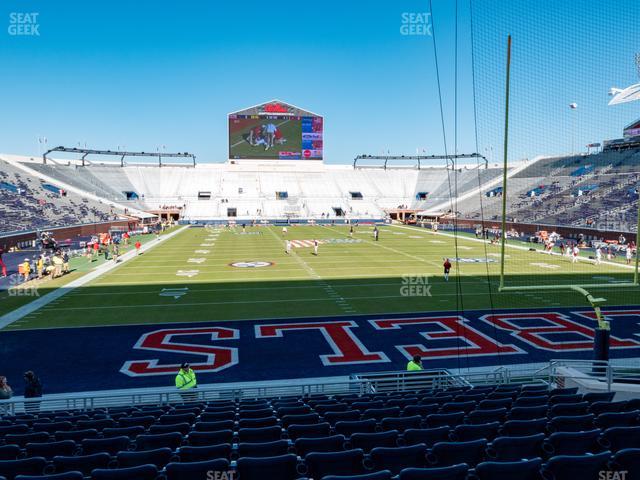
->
[313,239,319,256]
[595,246,602,265]
[627,246,633,265]
[572,245,579,263]
[282,226,288,236]
[285,240,291,255]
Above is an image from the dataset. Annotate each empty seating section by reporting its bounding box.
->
[0,384,637,479]
[0,160,119,234]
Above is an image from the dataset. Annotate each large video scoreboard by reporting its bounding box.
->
[228,101,323,160]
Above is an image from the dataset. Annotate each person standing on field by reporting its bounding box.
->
[313,239,319,256]
[135,240,142,256]
[443,258,452,282]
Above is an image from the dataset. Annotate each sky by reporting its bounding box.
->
[0,0,638,165]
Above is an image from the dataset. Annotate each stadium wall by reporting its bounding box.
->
[437,218,638,243]
[0,220,139,250]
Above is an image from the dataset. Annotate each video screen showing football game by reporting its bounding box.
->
[229,115,323,160]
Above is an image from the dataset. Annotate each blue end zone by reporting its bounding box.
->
[1,305,640,394]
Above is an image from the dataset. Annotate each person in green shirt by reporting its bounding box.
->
[407,355,423,371]
[175,363,197,402]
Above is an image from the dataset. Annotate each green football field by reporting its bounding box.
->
[3,224,638,331]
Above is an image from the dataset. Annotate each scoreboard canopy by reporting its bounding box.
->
[228,100,323,161]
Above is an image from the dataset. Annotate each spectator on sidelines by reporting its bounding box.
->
[0,247,7,277]
[19,258,31,282]
[52,252,63,278]
[36,255,44,279]
[406,355,423,371]
[63,250,70,273]
[135,240,142,255]
[0,376,13,400]
[92,241,99,262]
[24,371,42,413]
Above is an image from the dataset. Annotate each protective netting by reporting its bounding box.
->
[469,0,640,291]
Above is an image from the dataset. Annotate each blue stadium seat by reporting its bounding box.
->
[237,426,282,443]
[549,394,583,405]
[236,454,299,480]
[582,392,615,404]
[135,432,183,451]
[304,449,365,479]
[281,413,320,429]
[547,414,595,432]
[287,422,330,440]
[81,436,130,456]
[0,458,47,480]
[486,433,545,461]
[200,411,236,422]
[193,420,235,432]
[76,419,116,431]
[315,404,349,415]
[188,429,234,446]
[403,427,451,447]
[599,426,640,452]
[14,473,84,480]
[238,417,278,429]
[349,430,399,453]
[0,425,29,437]
[381,415,422,432]
[276,405,311,417]
[102,427,145,439]
[549,402,590,417]
[589,401,628,415]
[440,402,476,414]
[595,410,640,429]
[397,464,469,480]
[25,441,76,460]
[403,404,440,418]
[477,398,512,410]
[513,396,548,407]
[370,444,429,474]
[238,408,273,420]
[325,411,362,425]
[178,443,231,462]
[362,407,402,422]
[507,406,548,421]
[335,420,377,436]
[452,422,500,441]
[428,439,487,467]
[54,429,99,442]
[466,408,507,425]
[4,433,49,448]
[32,422,73,434]
[321,471,392,480]
[609,448,640,480]
[549,388,579,397]
[500,418,547,436]
[52,453,111,476]
[543,429,602,456]
[475,457,542,480]
[540,451,611,480]
[238,440,290,458]
[295,435,346,457]
[0,446,20,461]
[424,412,465,428]
[148,422,190,436]
[117,416,155,429]
[165,459,230,480]
[90,464,159,480]
[116,447,173,469]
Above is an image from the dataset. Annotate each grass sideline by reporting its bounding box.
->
[0,226,180,318]
[2,223,638,331]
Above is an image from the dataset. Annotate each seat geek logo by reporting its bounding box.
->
[400,12,432,36]
[8,13,40,36]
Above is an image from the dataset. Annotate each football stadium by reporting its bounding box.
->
[1,1,640,479]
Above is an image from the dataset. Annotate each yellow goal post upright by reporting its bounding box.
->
[496,36,640,332]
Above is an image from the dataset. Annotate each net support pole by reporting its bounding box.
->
[499,35,512,291]
[635,193,640,284]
